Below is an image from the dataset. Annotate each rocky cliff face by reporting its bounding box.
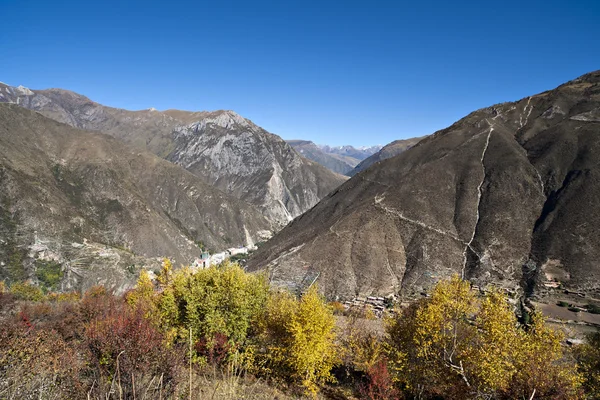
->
[248,71,600,302]
[0,84,346,227]
[167,113,348,227]
[348,136,425,176]
[0,104,271,292]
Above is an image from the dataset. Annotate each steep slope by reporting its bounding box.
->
[249,71,600,301]
[0,84,347,227]
[0,104,270,292]
[287,140,358,174]
[348,136,425,176]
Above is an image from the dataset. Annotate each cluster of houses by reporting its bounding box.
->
[342,295,395,318]
[191,246,255,269]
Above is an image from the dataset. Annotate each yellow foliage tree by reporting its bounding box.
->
[575,331,600,397]
[126,270,155,307]
[385,275,582,399]
[411,274,478,393]
[289,286,338,394]
[255,286,338,396]
[156,258,173,287]
[508,311,583,399]
[157,261,269,347]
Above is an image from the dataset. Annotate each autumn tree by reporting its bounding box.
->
[506,311,583,399]
[156,261,269,349]
[254,286,338,395]
[126,269,155,306]
[385,275,582,399]
[575,331,600,397]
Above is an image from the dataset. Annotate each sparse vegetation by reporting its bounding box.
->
[0,271,595,399]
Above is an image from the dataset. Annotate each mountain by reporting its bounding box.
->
[248,71,600,302]
[318,144,381,161]
[287,140,358,174]
[0,103,271,292]
[0,84,346,227]
[348,136,425,176]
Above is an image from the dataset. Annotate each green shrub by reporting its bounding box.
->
[557,301,569,307]
[568,307,581,313]
[586,304,600,314]
[35,259,63,291]
[10,281,45,301]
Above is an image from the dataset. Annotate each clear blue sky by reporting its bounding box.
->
[1,0,599,147]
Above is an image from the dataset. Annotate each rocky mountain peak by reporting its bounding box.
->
[184,109,251,132]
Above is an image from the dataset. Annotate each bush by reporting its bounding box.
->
[557,301,569,307]
[34,259,63,291]
[85,304,183,398]
[568,306,581,313]
[157,261,269,348]
[340,313,384,374]
[9,281,45,301]
[0,317,85,398]
[195,332,232,367]
[358,358,398,400]
[586,304,600,314]
[575,332,600,397]
[47,291,81,303]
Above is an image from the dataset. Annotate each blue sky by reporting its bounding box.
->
[1,0,599,147]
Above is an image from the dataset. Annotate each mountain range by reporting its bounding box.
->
[286,140,380,175]
[0,83,346,228]
[3,71,600,304]
[0,83,350,292]
[0,103,273,292]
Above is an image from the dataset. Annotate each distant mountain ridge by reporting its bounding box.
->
[348,136,425,176]
[317,144,381,160]
[286,140,358,174]
[0,83,346,227]
[287,140,382,175]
